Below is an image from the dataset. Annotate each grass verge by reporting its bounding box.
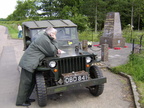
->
[111,54,144,107]
[0,23,18,39]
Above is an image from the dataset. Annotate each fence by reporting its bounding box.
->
[132,35,144,54]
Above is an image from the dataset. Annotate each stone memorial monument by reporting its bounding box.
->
[100,12,125,48]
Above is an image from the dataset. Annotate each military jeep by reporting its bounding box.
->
[22,20,106,107]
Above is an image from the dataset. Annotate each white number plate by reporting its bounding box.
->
[63,75,89,84]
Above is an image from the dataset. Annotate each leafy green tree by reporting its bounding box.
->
[38,0,89,30]
[0,18,7,21]
[70,14,89,31]
[7,0,38,21]
[37,0,59,18]
[81,0,107,30]
[56,0,84,17]
[56,0,89,30]
[6,0,144,31]
[130,0,144,30]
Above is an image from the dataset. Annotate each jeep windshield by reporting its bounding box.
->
[30,27,79,47]
[56,27,79,47]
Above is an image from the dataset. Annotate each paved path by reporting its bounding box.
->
[0,25,135,108]
[88,42,132,67]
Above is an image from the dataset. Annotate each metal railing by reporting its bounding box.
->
[132,35,144,54]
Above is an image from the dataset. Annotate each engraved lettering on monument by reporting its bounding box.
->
[103,13,114,38]
[100,12,125,48]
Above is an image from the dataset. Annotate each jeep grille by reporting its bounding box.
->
[58,56,86,74]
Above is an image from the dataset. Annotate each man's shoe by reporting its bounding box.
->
[27,99,35,103]
[16,102,31,106]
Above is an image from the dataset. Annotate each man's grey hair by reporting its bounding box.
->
[45,27,57,35]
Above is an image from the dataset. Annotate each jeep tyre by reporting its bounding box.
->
[36,72,47,107]
[89,65,104,96]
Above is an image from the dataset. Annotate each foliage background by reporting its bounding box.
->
[1,0,144,31]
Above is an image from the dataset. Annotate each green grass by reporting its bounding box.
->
[78,30,102,42]
[111,54,144,107]
[1,24,18,39]
[123,28,144,43]
[137,81,144,107]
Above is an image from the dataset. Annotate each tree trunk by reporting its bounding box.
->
[95,5,97,32]
[131,5,134,28]
[138,14,140,31]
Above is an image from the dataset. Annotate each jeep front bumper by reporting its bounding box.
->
[46,77,106,95]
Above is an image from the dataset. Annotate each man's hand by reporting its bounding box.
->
[58,49,62,54]
[56,49,62,57]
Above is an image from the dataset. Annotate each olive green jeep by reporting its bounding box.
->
[22,20,106,107]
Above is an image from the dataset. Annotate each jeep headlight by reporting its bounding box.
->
[86,57,92,63]
[49,61,56,68]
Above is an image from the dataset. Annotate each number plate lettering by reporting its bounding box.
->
[64,75,88,84]
[62,71,89,84]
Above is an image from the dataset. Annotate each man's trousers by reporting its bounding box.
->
[16,68,35,104]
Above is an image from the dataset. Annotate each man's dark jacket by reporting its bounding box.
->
[19,32,58,73]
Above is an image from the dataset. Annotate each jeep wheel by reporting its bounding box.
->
[36,72,47,107]
[89,65,104,96]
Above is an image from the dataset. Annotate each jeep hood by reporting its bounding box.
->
[57,46,91,58]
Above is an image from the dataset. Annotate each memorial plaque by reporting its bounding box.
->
[100,12,125,48]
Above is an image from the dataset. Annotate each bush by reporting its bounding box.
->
[123,25,144,43]
[112,54,144,81]
[78,30,102,42]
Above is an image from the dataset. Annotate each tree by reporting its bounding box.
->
[6,0,144,31]
[56,0,89,30]
[81,0,107,30]
[131,0,144,30]
[37,0,59,18]
[7,0,38,21]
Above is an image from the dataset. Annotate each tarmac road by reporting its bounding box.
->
[0,25,135,108]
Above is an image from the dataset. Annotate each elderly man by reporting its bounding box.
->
[16,27,59,106]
